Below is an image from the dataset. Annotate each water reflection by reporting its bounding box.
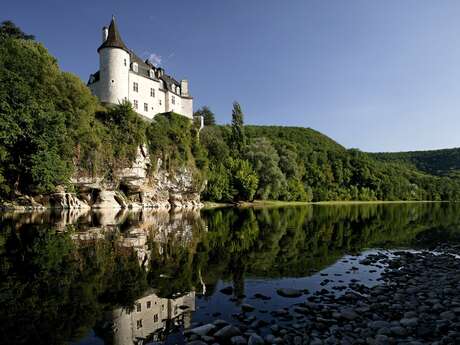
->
[1,203,460,344]
[101,290,195,345]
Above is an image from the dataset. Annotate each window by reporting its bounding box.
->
[133,82,138,92]
[133,62,138,72]
[159,99,162,106]
[162,304,165,311]
[150,88,155,97]
[144,103,148,112]
[124,59,127,66]
[136,320,143,329]
[136,303,141,312]
[154,314,158,322]
[133,100,138,109]
[147,301,151,309]
[149,69,155,78]
[171,96,175,105]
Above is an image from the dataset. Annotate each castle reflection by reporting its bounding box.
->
[107,290,195,345]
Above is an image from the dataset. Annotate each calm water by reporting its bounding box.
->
[1,203,460,345]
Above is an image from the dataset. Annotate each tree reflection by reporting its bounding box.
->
[1,203,460,344]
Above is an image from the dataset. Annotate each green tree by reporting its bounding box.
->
[194,105,216,126]
[0,20,35,40]
[229,157,258,201]
[245,137,287,200]
[230,102,246,154]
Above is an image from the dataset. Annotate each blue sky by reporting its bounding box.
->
[4,1,460,152]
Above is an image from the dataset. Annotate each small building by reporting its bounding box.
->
[88,16,193,119]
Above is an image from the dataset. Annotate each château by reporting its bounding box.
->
[87,16,193,119]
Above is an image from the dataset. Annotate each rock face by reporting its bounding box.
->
[2,145,204,210]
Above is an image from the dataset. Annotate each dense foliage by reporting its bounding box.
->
[371,148,460,177]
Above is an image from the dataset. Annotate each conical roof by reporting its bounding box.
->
[97,16,129,53]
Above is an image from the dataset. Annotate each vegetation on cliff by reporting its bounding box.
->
[1,21,460,204]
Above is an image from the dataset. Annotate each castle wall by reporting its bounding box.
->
[127,71,192,119]
[99,48,130,105]
[181,98,193,120]
[128,72,164,119]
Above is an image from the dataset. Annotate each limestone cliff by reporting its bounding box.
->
[3,145,204,210]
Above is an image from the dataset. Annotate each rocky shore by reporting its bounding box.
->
[184,245,460,345]
[0,146,204,211]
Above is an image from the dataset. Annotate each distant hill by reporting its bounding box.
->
[371,148,460,177]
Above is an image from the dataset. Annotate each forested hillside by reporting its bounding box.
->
[371,148,460,177]
[1,21,460,205]
[200,119,460,202]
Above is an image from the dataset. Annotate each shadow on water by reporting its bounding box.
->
[1,203,460,344]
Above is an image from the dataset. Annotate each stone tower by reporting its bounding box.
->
[97,16,130,105]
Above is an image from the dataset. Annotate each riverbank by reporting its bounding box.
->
[220,199,447,209]
[184,245,460,345]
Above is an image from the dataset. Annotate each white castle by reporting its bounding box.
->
[88,17,193,119]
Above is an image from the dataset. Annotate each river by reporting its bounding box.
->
[1,202,459,344]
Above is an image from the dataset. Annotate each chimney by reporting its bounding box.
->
[102,26,108,43]
[181,80,189,97]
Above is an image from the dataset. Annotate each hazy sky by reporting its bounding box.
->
[4,1,460,152]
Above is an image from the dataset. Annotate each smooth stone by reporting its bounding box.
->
[340,309,359,321]
[440,311,456,321]
[241,304,255,312]
[400,317,418,327]
[264,334,275,344]
[214,325,241,339]
[213,319,229,327]
[248,334,264,345]
[369,321,391,330]
[253,293,271,300]
[189,324,216,336]
[389,326,407,336]
[230,336,247,345]
[276,288,302,298]
[375,334,389,345]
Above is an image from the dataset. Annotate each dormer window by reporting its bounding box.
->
[133,62,138,72]
[149,69,155,78]
[160,80,164,89]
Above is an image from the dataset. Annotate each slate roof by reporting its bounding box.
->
[97,17,129,53]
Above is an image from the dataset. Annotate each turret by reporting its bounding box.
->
[97,16,130,105]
